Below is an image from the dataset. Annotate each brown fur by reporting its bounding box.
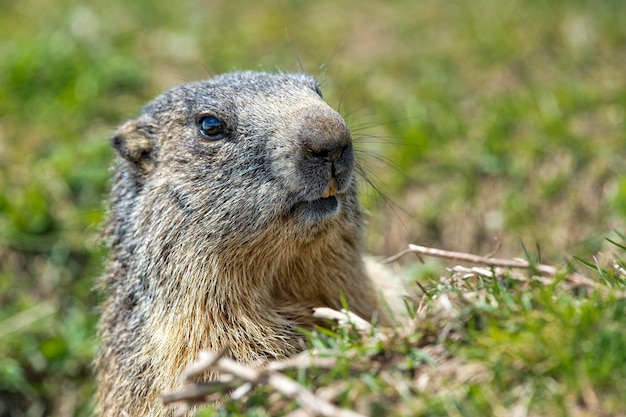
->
[96,71,404,416]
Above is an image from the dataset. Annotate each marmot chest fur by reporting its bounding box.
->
[96,71,403,417]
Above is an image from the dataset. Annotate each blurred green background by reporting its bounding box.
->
[0,0,625,415]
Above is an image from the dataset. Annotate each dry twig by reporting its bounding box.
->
[263,350,338,372]
[162,349,364,417]
[313,307,372,331]
[387,243,626,297]
[406,244,558,275]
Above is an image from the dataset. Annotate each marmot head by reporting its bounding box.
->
[110,72,361,250]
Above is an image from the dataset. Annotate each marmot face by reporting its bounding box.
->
[111,72,358,248]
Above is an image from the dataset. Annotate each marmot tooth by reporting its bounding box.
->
[328,177,337,197]
[320,178,337,199]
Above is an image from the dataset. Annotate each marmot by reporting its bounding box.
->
[96,71,406,416]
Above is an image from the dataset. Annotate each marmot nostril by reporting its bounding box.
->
[306,142,349,163]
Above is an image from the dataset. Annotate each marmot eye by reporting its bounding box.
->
[198,115,226,139]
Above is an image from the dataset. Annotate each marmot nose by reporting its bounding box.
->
[298,106,353,171]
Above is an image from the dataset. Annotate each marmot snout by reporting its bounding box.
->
[290,105,354,222]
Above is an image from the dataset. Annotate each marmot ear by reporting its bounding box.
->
[111,118,156,175]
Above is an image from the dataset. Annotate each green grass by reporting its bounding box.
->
[1,0,626,415]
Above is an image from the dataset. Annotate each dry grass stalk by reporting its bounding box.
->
[388,243,625,297]
[162,348,364,417]
[407,243,558,275]
[313,307,372,331]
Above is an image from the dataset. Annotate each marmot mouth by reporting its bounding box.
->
[320,177,337,199]
[291,196,340,222]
